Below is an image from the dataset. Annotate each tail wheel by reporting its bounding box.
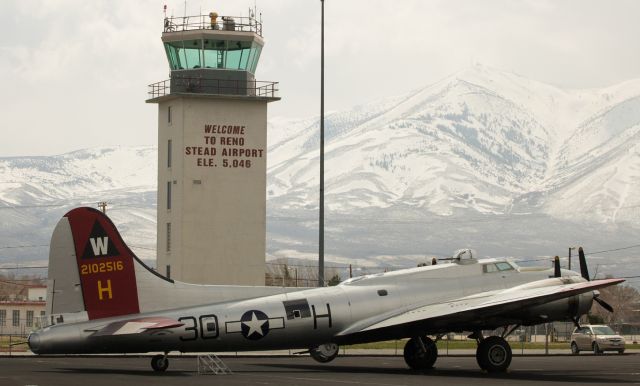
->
[310,343,339,363]
[151,354,169,372]
[476,336,512,373]
[570,342,579,355]
[403,336,438,370]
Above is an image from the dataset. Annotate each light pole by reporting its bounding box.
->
[318,0,325,287]
[568,246,577,270]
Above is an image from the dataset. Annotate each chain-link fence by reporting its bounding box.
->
[265,262,393,287]
[0,310,46,335]
[0,333,30,354]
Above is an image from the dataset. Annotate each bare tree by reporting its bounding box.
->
[590,281,640,326]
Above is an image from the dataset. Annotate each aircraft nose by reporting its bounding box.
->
[27,332,40,353]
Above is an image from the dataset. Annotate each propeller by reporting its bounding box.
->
[578,247,615,313]
[578,247,589,281]
[594,297,614,313]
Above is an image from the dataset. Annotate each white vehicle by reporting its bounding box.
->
[570,325,625,354]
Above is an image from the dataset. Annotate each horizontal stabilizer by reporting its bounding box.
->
[90,317,184,337]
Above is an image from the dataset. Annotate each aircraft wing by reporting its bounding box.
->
[89,317,184,337]
[336,277,624,343]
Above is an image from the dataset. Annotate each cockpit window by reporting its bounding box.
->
[496,262,514,271]
[483,262,514,273]
[483,264,498,273]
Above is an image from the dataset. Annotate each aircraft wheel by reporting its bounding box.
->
[476,336,511,373]
[151,354,169,372]
[310,343,339,363]
[403,336,438,370]
[570,342,579,355]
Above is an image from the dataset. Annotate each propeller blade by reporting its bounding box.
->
[594,297,614,313]
[554,256,561,278]
[578,247,590,281]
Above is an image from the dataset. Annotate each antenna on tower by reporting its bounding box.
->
[183,0,187,26]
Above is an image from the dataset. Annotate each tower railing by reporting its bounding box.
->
[148,77,279,99]
[163,14,262,36]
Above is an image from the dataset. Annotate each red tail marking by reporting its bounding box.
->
[65,207,140,320]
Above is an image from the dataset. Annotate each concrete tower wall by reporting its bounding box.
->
[156,96,268,285]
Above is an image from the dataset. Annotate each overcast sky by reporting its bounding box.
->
[1,0,639,156]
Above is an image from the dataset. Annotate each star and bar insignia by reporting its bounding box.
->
[225,310,285,340]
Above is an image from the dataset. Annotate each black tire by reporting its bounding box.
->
[618,349,625,355]
[151,354,169,372]
[476,336,512,373]
[592,343,601,355]
[570,342,579,355]
[403,336,438,370]
[309,343,339,363]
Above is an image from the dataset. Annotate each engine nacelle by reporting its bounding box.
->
[521,292,593,324]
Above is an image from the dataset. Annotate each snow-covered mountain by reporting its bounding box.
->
[267,65,640,224]
[265,65,640,280]
[0,147,158,266]
[2,66,640,282]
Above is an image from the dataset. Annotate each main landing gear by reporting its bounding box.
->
[151,353,169,372]
[475,336,512,372]
[403,328,515,373]
[403,336,438,370]
[471,327,515,373]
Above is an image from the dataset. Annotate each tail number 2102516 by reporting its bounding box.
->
[81,261,124,275]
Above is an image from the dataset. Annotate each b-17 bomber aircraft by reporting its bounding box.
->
[28,207,623,373]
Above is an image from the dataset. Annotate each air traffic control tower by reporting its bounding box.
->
[147,13,279,285]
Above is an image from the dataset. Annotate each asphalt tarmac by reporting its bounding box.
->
[1,354,638,386]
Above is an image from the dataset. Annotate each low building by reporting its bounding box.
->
[0,286,46,335]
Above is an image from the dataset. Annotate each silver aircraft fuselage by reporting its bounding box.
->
[29,260,590,355]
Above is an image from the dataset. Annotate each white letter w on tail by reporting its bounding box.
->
[90,237,109,256]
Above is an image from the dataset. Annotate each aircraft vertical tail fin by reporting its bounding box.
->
[48,207,297,323]
[48,207,140,321]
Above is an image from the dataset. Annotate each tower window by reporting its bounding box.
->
[167,139,172,168]
[167,181,172,210]
[166,222,172,252]
[168,106,172,124]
